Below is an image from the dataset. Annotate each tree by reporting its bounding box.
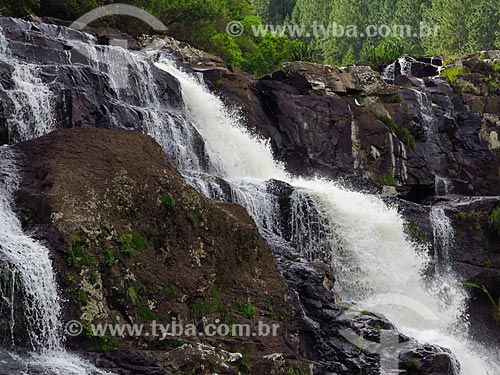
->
[463,0,499,53]
[256,0,297,24]
[421,0,475,55]
[2,0,40,16]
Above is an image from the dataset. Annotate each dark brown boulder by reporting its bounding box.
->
[12,128,308,374]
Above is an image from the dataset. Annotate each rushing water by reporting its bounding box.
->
[0,20,498,374]
[0,148,111,374]
[0,147,62,352]
[430,206,455,274]
[154,59,498,374]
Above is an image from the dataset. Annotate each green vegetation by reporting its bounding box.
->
[378,173,397,186]
[117,231,149,256]
[488,81,500,93]
[368,36,415,69]
[161,192,176,210]
[4,0,499,77]
[405,357,421,369]
[373,112,416,151]
[187,211,201,231]
[88,336,120,352]
[404,219,430,243]
[232,299,258,319]
[167,284,179,298]
[390,93,404,103]
[487,207,500,236]
[237,356,253,373]
[461,282,500,321]
[101,247,117,267]
[441,67,469,84]
[190,290,227,319]
[285,367,309,375]
[265,297,286,321]
[360,310,380,318]
[99,220,113,235]
[81,321,120,351]
[67,235,97,269]
[455,211,483,231]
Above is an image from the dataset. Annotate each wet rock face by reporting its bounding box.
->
[195,52,500,200]
[3,16,499,199]
[271,245,459,375]
[0,17,182,144]
[395,195,500,348]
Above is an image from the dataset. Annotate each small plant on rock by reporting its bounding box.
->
[117,231,150,256]
[441,67,469,84]
[487,207,500,236]
[232,299,258,319]
[462,282,500,321]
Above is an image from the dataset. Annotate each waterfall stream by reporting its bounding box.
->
[429,207,455,274]
[0,20,498,374]
[0,148,112,374]
[154,59,498,374]
[0,148,61,352]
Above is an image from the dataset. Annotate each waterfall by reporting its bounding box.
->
[0,20,498,373]
[411,87,454,195]
[0,27,7,55]
[0,148,62,351]
[0,148,112,374]
[381,56,413,82]
[153,59,498,375]
[7,65,57,142]
[430,206,455,274]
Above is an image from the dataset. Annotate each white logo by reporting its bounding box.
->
[69,4,168,89]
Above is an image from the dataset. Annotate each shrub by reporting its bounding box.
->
[391,93,404,103]
[67,235,97,269]
[102,247,117,267]
[378,173,397,186]
[117,231,150,256]
[187,211,201,231]
[441,67,469,84]
[493,63,500,74]
[367,36,415,69]
[161,192,176,210]
[406,357,421,369]
[488,207,500,236]
[232,299,257,319]
[289,41,321,63]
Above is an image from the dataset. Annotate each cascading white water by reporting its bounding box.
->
[411,88,435,134]
[0,147,62,351]
[0,26,120,375]
[153,59,498,375]
[0,148,114,375]
[1,20,498,373]
[411,87,455,196]
[0,26,7,55]
[430,206,454,273]
[381,56,413,82]
[7,64,57,142]
[435,175,452,196]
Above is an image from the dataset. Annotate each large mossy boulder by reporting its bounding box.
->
[13,128,307,374]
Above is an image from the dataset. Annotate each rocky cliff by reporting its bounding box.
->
[4,128,456,374]
[171,41,500,353]
[0,16,498,375]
